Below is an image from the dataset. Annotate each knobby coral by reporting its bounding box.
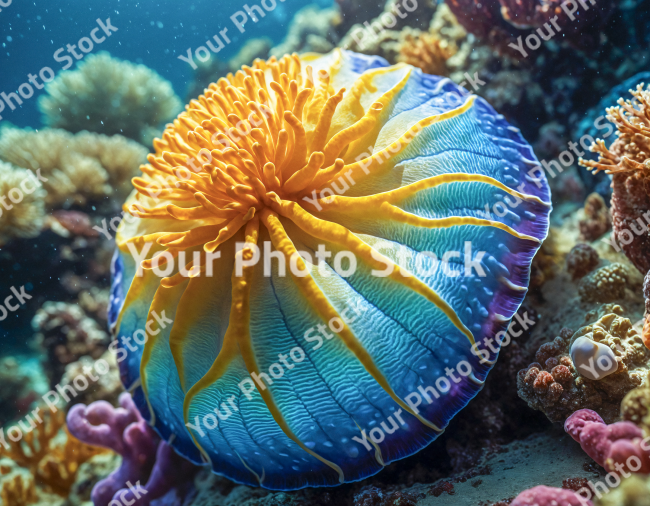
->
[0,127,148,206]
[579,192,611,242]
[39,52,181,143]
[518,309,650,423]
[565,409,650,473]
[67,392,195,506]
[511,485,592,506]
[111,49,550,489]
[0,161,46,244]
[566,243,600,280]
[579,84,650,275]
[621,383,650,434]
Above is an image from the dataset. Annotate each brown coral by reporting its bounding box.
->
[579,192,612,241]
[31,301,110,387]
[579,84,650,275]
[397,29,456,76]
[566,243,600,280]
[517,308,650,423]
[578,263,628,303]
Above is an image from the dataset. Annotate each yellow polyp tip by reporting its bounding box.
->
[243,208,256,221]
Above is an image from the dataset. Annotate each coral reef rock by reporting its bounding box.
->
[39,52,181,144]
[518,309,650,423]
[621,383,650,434]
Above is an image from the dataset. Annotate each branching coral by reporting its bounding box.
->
[397,29,456,76]
[518,308,650,423]
[67,392,195,506]
[39,52,181,143]
[0,161,46,244]
[565,409,650,473]
[271,5,339,58]
[0,127,148,206]
[0,461,38,506]
[579,84,650,275]
[0,409,105,498]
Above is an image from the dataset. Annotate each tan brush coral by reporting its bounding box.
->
[39,52,181,143]
[517,307,650,423]
[0,409,106,498]
[397,29,456,76]
[0,127,147,206]
[0,161,46,244]
[0,460,38,506]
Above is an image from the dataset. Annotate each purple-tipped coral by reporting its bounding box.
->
[67,392,196,506]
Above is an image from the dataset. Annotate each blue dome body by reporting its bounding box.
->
[109,50,551,490]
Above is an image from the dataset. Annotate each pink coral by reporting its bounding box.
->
[511,485,592,506]
[565,409,650,473]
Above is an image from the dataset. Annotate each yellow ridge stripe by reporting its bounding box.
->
[114,267,158,335]
[261,208,444,434]
[308,172,550,208]
[182,218,259,466]
[377,202,541,243]
[139,281,188,428]
[322,96,477,187]
[272,199,474,347]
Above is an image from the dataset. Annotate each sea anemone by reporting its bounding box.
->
[111,49,550,489]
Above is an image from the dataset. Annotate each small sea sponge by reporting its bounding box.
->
[518,309,650,422]
[579,263,628,303]
[0,127,148,206]
[39,52,182,143]
[579,192,611,241]
[0,161,46,244]
[566,243,600,280]
[579,83,650,274]
[570,335,618,380]
[397,29,456,77]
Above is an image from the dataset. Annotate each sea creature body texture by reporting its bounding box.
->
[109,49,551,490]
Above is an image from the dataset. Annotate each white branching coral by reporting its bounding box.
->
[38,52,182,143]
